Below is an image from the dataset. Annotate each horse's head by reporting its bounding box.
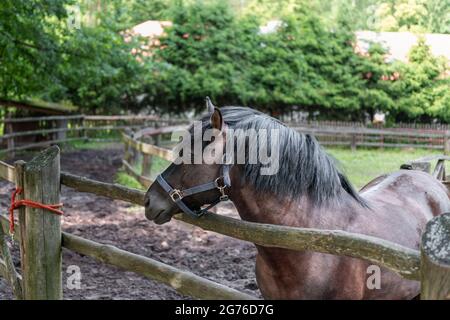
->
[144,98,230,224]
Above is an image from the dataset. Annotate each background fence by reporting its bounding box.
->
[290,123,450,152]
[2,115,450,160]
[0,114,188,158]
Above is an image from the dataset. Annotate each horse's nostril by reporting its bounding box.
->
[144,197,150,207]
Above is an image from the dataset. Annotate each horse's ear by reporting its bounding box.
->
[206,97,223,131]
[206,96,215,114]
[210,108,223,131]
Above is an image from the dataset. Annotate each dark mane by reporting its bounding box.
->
[199,106,367,207]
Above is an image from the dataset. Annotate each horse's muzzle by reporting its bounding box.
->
[144,190,174,224]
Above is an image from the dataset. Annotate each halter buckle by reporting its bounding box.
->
[169,189,183,202]
[214,176,226,189]
[215,177,229,201]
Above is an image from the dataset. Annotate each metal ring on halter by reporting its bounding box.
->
[214,176,226,189]
[169,189,183,202]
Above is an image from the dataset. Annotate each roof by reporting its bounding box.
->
[130,20,172,38]
[355,31,450,63]
[123,20,173,58]
[0,98,78,115]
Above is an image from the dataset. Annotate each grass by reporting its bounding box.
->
[67,140,121,150]
[114,170,144,190]
[327,147,442,189]
[117,147,443,190]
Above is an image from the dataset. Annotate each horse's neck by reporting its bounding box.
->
[228,177,359,229]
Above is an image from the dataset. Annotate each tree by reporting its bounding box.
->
[368,0,450,33]
[383,38,450,121]
[0,0,71,99]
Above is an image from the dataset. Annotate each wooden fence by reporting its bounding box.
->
[0,114,188,158]
[2,114,450,160]
[290,125,450,152]
[1,144,450,299]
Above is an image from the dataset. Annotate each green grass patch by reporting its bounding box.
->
[114,170,144,190]
[327,147,443,189]
[116,147,445,191]
[67,140,121,150]
[149,157,171,179]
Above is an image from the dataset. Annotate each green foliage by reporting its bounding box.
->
[382,38,450,120]
[147,2,371,117]
[48,24,144,114]
[366,0,450,33]
[0,0,70,98]
[1,0,449,123]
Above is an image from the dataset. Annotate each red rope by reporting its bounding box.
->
[9,187,63,235]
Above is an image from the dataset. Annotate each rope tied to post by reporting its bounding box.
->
[8,187,63,235]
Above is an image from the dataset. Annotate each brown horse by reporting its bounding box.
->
[144,103,450,299]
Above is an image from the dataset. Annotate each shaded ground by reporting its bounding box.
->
[0,147,260,300]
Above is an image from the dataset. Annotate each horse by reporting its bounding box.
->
[144,101,450,299]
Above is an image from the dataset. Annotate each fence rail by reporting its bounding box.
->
[293,126,450,152]
[0,114,189,157]
[62,232,254,300]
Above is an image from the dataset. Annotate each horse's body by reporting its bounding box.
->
[233,169,450,299]
[144,105,450,299]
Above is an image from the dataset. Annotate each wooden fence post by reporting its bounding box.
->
[123,128,133,164]
[6,121,15,158]
[444,131,450,155]
[18,146,62,300]
[141,154,152,177]
[350,133,357,151]
[81,115,88,142]
[420,212,450,300]
[410,161,431,173]
[55,119,68,141]
[154,122,161,147]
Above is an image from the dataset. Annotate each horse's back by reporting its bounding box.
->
[360,169,450,222]
[352,169,450,259]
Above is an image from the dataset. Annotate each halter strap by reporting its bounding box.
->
[156,164,232,218]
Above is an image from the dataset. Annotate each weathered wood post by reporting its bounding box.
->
[444,131,450,155]
[55,119,68,141]
[409,161,431,173]
[6,119,15,158]
[0,215,23,299]
[350,126,357,151]
[154,122,161,147]
[420,212,450,300]
[141,135,153,177]
[123,128,133,164]
[18,146,62,300]
[80,115,88,142]
[141,153,152,177]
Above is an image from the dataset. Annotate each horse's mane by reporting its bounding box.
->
[198,106,367,207]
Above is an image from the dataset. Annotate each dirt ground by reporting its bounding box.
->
[0,147,260,300]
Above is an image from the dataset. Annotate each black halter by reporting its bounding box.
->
[156,163,232,218]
